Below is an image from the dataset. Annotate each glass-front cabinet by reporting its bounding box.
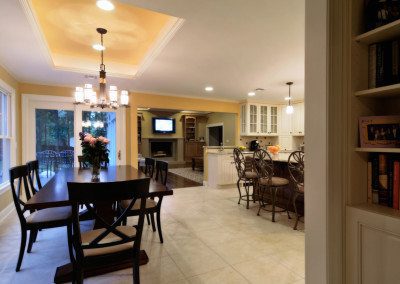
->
[240,103,280,136]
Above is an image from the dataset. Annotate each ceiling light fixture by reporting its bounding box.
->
[205,86,214,92]
[92,43,106,51]
[74,28,129,109]
[284,96,291,101]
[286,82,294,114]
[248,91,256,97]
[96,0,115,11]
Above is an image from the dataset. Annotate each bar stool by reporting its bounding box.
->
[233,148,257,209]
[253,149,290,222]
[288,150,305,230]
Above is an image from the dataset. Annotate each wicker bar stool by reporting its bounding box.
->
[254,149,290,222]
[288,150,305,230]
[233,148,257,209]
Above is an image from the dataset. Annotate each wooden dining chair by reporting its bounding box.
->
[144,157,155,178]
[67,178,150,284]
[122,160,168,243]
[26,160,42,194]
[78,156,89,169]
[288,150,305,230]
[9,165,73,272]
[253,149,290,222]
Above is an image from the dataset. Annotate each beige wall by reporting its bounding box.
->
[206,112,237,146]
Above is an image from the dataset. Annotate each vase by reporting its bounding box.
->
[91,156,101,182]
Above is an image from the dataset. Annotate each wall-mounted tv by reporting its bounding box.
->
[152,117,176,134]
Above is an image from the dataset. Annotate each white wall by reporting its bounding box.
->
[305,0,328,283]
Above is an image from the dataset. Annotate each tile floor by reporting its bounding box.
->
[0,186,304,284]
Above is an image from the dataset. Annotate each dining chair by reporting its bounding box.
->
[9,165,73,272]
[26,160,42,194]
[233,148,257,209]
[67,178,150,284]
[122,160,168,243]
[78,156,89,169]
[144,157,155,178]
[287,150,305,230]
[253,149,290,222]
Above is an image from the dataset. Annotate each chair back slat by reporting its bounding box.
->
[9,165,31,223]
[155,160,168,185]
[27,160,42,193]
[144,158,155,178]
[233,148,246,178]
[253,149,274,181]
[288,151,305,191]
[68,179,150,253]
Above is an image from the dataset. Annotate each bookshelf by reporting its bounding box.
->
[354,18,400,45]
[184,116,196,141]
[355,147,400,153]
[354,83,400,97]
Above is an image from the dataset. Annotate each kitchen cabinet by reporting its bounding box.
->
[279,135,294,151]
[280,106,293,135]
[240,103,280,136]
[292,102,304,135]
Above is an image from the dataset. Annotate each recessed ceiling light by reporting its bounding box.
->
[96,0,115,11]
[284,96,291,100]
[205,86,214,92]
[92,44,106,51]
[248,92,256,97]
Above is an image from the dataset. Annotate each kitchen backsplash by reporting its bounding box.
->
[239,136,304,151]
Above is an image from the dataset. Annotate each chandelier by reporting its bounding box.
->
[74,28,129,109]
[285,82,294,114]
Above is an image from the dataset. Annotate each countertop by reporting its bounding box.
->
[205,149,294,162]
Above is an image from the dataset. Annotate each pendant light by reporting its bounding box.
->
[286,82,294,114]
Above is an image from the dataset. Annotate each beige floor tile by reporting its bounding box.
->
[188,266,249,284]
[233,255,303,284]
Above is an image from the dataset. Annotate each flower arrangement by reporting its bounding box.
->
[79,132,110,181]
[238,145,247,151]
[267,145,281,155]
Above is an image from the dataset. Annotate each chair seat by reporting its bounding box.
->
[26,206,71,224]
[259,177,289,187]
[121,198,157,210]
[244,171,257,179]
[81,226,136,257]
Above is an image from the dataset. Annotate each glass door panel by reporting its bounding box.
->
[82,111,117,166]
[35,109,74,181]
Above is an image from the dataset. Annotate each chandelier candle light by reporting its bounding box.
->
[74,28,129,109]
[286,82,294,114]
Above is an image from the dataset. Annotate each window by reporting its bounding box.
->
[0,90,11,185]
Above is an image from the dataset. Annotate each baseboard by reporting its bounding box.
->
[0,202,14,224]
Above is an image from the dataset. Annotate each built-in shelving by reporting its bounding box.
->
[350,203,400,220]
[354,83,400,97]
[355,18,400,45]
[355,147,400,153]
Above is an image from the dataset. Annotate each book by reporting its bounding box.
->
[393,161,399,210]
[371,153,380,203]
[378,154,388,206]
[392,39,399,84]
[369,44,377,88]
[367,161,373,204]
[388,155,394,207]
[376,43,385,87]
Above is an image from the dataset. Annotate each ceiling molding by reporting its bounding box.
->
[19,0,55,69]
[135,17,185,78]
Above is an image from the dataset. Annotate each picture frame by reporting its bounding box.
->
[359,115,400,148]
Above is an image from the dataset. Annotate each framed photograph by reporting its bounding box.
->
[359,115,400,148]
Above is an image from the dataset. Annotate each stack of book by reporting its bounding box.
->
[368,39,400,88]
[368,153,400,209]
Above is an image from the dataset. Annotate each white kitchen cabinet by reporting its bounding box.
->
[280,106,293,135]
[292,102,305,136]
[240,103,280,136]
[278,135,293,151]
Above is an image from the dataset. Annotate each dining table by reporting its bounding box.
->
[24,165,173,283]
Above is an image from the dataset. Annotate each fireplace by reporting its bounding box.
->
[150,140,173,158]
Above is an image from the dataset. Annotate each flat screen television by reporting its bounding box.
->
[152,117,176,134]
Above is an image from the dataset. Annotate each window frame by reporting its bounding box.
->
[0,78,16,193]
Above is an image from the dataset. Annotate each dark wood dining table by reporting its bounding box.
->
[24,165,173,283]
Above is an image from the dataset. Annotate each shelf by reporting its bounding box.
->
[349,203,400,220]
[354,83,400,97]
[355,19,400,45]
[355,147,400,153]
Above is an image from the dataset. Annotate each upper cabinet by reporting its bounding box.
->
[292,102,305,136]
[240,103,280,136]
[280,106,293,135]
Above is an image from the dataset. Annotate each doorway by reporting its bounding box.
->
[206,123,223,146]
